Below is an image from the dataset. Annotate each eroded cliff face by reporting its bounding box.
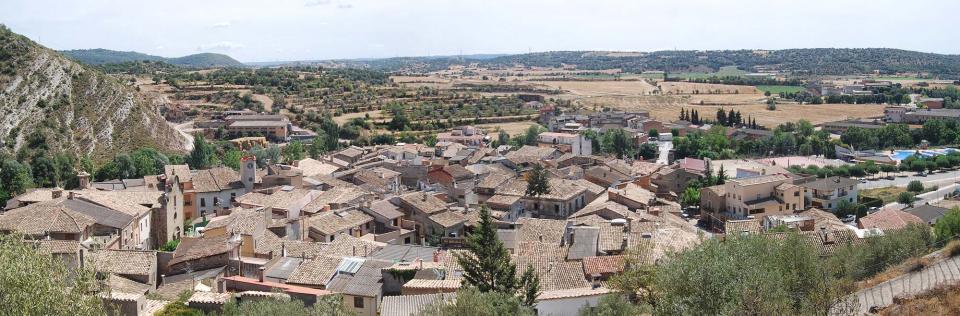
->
[0,27,185,160]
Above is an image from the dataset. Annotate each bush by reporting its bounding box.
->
[902,257,930,273]
[935,207,960,242]
[830,224,935,280]
[908,180,925,193]
[944,240,960,258]
[898,192,916,205]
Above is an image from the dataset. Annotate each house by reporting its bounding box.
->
[492,177,603,218]
[326,258,392,316]
[903,204,951,225]
[920,97,945,109]
[650,158,706,195]
[426,164,477,201]
[436,126,485,147]
[800,177,859,211]
[537,132,592,156]
[192,167,249,217]
[224,114,290,140]
[536,287,612,316]
[167,235,239,275]
[360,200,416,244]
[285,256,344,289]
[503,146,561,169]
[87,249,158,286]
[858,208,925,232]
[304,209,375,242]
[380,293,456,316]
[701,173,804,230]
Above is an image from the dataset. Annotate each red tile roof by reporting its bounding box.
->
[858,208,925,231]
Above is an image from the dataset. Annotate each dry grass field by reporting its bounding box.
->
[579,95,885,127]
[538,80,657,96]
[475,121,540,136]
[657,82,760,95]
[333,110,386,124]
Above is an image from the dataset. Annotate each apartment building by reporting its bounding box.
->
[800,176,859,211]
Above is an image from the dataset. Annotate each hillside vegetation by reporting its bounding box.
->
[345,49,960,78]
[0,25,185,161]
[61,49,244,68]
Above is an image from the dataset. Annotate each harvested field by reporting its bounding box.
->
[475,121,540,136]
[657,82,759,95]
[538,80,657,96]
[582,95,886,127]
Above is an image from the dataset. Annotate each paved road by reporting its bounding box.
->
[860,169,960,189]
[838,255,960,315]
[884,183,959,210]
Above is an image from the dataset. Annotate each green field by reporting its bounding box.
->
[756,85,806,94]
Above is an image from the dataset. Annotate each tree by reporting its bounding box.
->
[518,265,540,307]
[222,149,243,171]
[523,125,543,146]
[601,129,637,159]
[898,191,916,205]
[934,207,960,242]
[766,98,777,110]
[525,164,551,197]
[497,130,510,147]
[219,294,352,316]
[638,143,658,160]
[112,154,138,179]
[282,140,305,162]
[679,186,700,207]
[578,294,644,316]
[187,134,214,170]
[0,233,105,315]
[647,129,659,138]
[419,288,534,316]
[455,205,517,293]
[388,111,410,131]
[907,180,925,193]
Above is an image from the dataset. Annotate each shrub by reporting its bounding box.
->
[934,207,960,242]
[944,240,960,258]
[908,180,925,193]
[898,192,916,205]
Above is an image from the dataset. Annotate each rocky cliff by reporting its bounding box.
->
[0,26,186,160]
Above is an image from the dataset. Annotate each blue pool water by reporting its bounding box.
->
[890,148,958,161]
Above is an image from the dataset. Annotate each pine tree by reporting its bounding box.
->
[187,134,213,170]
[455,206,517,293]
[716,108,727,126]
[525,164,551,197]
[679,108,687,121]
[717,164,727,184]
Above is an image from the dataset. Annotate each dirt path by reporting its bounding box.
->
[170,121,196,151]
[250,94,274,112]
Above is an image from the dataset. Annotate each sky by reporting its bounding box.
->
[1,0,958,63]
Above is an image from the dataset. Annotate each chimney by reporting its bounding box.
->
[78,171,91,189]
[258,267,265,282]
[68,191,76,200]
[281,243,287,257]
[51,188,63,199]
[352,246,357,256]
[621,235,628,250]
[433,249,441,262]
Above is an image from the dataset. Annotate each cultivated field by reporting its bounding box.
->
[538,80,657,96]
[658,82,759,95]
[582,95,885,127]
[475,121,541,136]
[333,110,386,124]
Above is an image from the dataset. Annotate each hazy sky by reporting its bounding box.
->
[1,0,958,63]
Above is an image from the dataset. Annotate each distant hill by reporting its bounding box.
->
[0,26,186,160]
[61,49,244,68]
[324,49,960,78]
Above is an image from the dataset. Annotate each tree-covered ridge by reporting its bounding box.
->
[344,49,960,78]
[61,49,244,68]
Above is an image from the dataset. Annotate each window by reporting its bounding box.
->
[794,191,799,196]
[554,205,560,213]
[200,198,206,207]
[404,237,411,244]
[354,297,364,308]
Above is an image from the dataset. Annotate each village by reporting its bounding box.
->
[4,100,960,315]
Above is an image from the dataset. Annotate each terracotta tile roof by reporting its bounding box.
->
[108,274,152,294]
[31,240,81,254]
[582,255,625,276]
[303,186,369,213]
[485,194,522,207]
[440,165,475,180]
[365,200,404,219]
[205,208,265,236]
[187,292,233,305]
[798,208,849,232]
[402,279,461,291]
[858,208,925,231]
[169,235,238,266]
[286,256,342,287]
[192,167,244,193]
[678,158,706,172]
[0,201,96,235]
[322,234,385,257]
[476,171,514,191]
[570,200,634,220]
[306,209,374,235]
[597,223,627,253]
[730,173,791,186]
[295,158,341,177]
[164,165,193,183]
[428,211,466,228]
[398,192,448,215]
[631,161,664,176]
[537,286,612,300]
[725,219,762,234]
[88,249,157,276]
[516,218,568,244]
[532,261,591,291]
[254,230,328,258]
[495,177,589,201]
[799,176,859,191]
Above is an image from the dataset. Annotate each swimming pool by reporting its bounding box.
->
[889,148,958,161]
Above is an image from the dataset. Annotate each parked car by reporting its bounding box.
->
[916,171,927,177]
[885,175,895,180]
[841,214,857,223]
[858,177,867,183]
